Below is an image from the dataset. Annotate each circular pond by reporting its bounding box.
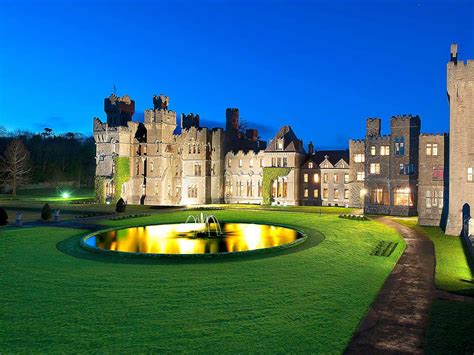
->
[81,223,306,257]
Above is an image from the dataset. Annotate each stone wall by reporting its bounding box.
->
[446,45,474,235]
[418,134,448,226]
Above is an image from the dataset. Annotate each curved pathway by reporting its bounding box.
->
[346,217,437,354]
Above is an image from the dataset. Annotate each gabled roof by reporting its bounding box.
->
[265,125,306,154]
[302,149,349,168]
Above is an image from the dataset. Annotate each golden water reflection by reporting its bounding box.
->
[90,223,302,255]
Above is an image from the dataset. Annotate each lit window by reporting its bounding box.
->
[228,159,232,168]
[394,187,413,206]
[432,144,438,156]
[344,173,349,183]
[334,189,339,199]
[426,143,432,156]
[323,188,328,199]
[370,163,380,174]
[304,173,308,183]
[354,154,365,163]
[432,190,438,207]
[225,180,233,196]
[308,162,314,169]
[468,167,473,182]
[237,181,243,197]
[260,159,263,167]
[239,159,243,168]
[323,174,328,183]
[344,189,349,199]
[277,140,284,150]
[370,188,389,205]
[249,159,254,168]
[304,188,309,198]
[425,190,432,208]
[357,172,365,181]
[313,173,319,183]
[334,174,339,183]
[439,190,444,209]
[370,146,376,156]
[380,146,390,156]
[314,189,319,198]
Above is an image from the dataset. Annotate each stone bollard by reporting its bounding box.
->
[54,210,61,222]
[16,212,23,227]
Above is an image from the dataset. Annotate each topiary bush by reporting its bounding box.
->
[0,207,8,225]
[41,203,52,220]
[115,198,126,213]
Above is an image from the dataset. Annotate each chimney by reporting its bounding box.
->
[450,43,458,64]
[308,141,314,155]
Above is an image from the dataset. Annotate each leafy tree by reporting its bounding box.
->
[0,139,31,195]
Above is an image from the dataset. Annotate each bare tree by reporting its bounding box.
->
[0,140,31,195]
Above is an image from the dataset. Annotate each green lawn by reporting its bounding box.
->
[392,218,474,296]
[0,209,404,353]
[425,299,474,354]
[391,217,474,354]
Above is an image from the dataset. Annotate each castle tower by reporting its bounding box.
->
[446,44,474,235]
[226,108,240,132]
[104,94,135,127]
[366,118,381,138]
[181,113,200,130]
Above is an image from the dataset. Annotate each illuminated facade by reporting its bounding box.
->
[94,44,472,235]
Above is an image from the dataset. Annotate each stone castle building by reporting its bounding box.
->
[94,44,472,236]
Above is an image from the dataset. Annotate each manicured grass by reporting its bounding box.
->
[0,187,94,202]
[392,218,474,296]
[0,210,404,353]
[425,299,474,354]
[215,203,358,215]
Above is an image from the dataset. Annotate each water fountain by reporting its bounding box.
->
[185,212,222,238]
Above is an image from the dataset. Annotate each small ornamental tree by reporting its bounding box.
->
[41,203,52,220]
[0,207,8,225]
[115,198,126,213]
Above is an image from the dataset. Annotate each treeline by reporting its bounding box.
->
[0,128,95,190]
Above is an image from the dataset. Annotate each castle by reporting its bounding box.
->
[94,44,473,236]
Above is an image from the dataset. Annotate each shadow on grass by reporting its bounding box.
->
[56,227,325,265]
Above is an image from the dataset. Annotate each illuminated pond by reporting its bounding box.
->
[82,223,306,256]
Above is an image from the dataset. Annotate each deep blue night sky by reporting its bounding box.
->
[0,0,473,149]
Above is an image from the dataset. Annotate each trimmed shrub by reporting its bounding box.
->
[0,207,8,225]
[41,203,52,220]
[115,198,126,213]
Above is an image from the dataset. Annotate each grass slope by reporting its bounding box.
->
[425,300,474,354]
[0,210,404,353]
[393,218,473,295]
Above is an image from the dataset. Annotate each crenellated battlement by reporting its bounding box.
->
[225,149,264,158]
[368,134,391,141]
[448,59,474,68]
[350,139,365,144]
[419,133,448,137]
[390,114,420,121]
